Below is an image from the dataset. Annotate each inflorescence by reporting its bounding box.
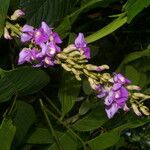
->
[3,10,150,119]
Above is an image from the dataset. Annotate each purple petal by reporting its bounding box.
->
[21,33,32,42]
[104,91,115,106]
[18,48,31,64]
[52,32,62,44]
[34,28,49,45]
[83,47,90,59]
[22,25,34,32]
[112,83,122,91]
[41,21,52,36]
[75,33,87,48]
[114,73,131,84]
[105,103,119,119]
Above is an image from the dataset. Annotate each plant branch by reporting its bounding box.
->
[39,99,63,150]
[46,108,87,150]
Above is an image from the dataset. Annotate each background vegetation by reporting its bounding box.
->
[0,0,150,149]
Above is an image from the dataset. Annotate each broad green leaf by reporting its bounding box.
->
[13,101,36,147]
[55,0,106,38]
[0,0,10,38]
[87,118,150,150]
[26,128,53,144]
[0,119,16,150]
[82,79,92,95]
[79,99,91,115]
[125,65,140,85]
[58,71,81,117]
[20,0,76,26]
[86,16,127,43]
[0,67,49,103]
[124,0,150,23]
[73,103,107,131]
[47,131,78,150]
[116,46,150,71]
[88,130,120,150]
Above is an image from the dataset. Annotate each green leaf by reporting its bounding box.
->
[86,16,127,43]
[55,0,105,38]
[0,0,10,38]
[21,0,76,26]
[58,71,81,117]
[13,101,36,147]
[88,130,120,150]
[47,131,78,150]
[73,103,107,131]
[0,67,49,103]
[125,65,140,85]
[82,79,92,95]
[26,128,53,144]
[124,0,150,23]
[0,119,16,150]
[79,99,91,115]
[116,46,150,71]
[87,118,150,150]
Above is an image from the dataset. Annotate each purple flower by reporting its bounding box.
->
[18,48,38,64]
[104,85,129,119]
[4,28,12,40]
[74,33,90,59]
[21,25,34,43]
[41,21,52,36]
[113,73,131,85]
[43,57,55,67]
[10,9,25,20]
[51,32,62,44]
[37,42,60,58]
[34,28,49,45]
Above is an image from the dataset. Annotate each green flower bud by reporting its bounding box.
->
[61,64,71,71]
[131,103,142,116]
[63,44,76,53]
[140,106,150,116]
[57,53,67,59]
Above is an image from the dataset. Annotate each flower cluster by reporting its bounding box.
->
[18,22,62,67]
[3,10,150,119]
[4,9,24,40]
[101,74,131,118]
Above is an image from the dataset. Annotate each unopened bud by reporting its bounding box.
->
[132,103,142,116]
[75,74,82,81]
[66,59,76,65]
[102,73,111,80]
[85,64,98,71]
[78,60,88,63]
[61,64,71,71]
[133,93,145,98]
[10,9,25,20]
[140,106,150,116]
[133,93,150,99]
[68,51,81,57]
[88,78,97,90]
[127,85,141,91]
[63,44,76,53]
[4,28,12,40]
[98,65,109,71]
[123,104,130,112]
[57,53,67,59]
[74,64,83,69]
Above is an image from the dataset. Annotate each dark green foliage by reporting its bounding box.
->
[0,0,150,150]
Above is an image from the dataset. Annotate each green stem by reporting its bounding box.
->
[46,109,87,150]
[39,99,63,150]
[6,21,21,35]
[139,98,150,104]
[40,91,62,116]
[8,94,17,116]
